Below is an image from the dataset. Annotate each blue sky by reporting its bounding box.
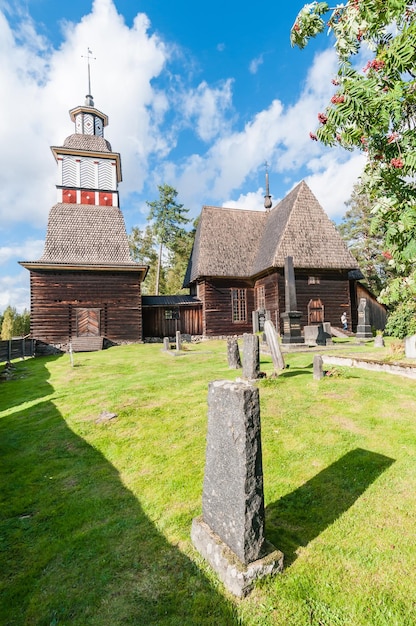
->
[0,0,366,313]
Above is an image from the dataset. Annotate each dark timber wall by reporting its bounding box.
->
[142,305,202,337]
[29,269,143,344]
[199,278,255,337]
[276,269,352,333]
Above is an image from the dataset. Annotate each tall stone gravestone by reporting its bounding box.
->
[264,320,285,372]
[356,298,373,339]
[405,334,416,359]
[242,333,260,380]
[227,336,242,369]
[191,380,284,596]
[281,256,304,344]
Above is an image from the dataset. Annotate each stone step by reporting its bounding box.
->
[70,336,104,352]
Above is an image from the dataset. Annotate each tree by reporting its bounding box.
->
[291,1,416,333]
[146,184,190,295]
[129,185,192,295]
[338,181,395,295]
[0,307,30,339]
[129,225,164,295]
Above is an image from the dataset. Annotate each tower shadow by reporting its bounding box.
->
[265,448,395,566]
[0,359,239,625]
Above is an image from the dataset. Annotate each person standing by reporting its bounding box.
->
[341,311,348,331]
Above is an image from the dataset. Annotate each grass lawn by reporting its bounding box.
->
[1,339,415,625]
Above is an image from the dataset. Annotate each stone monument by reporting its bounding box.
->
[355,298,373,339]
[281,256,304,344]
[242,333,260,380]
[227,336,242,369]
[191,380,284,596]
[264,320,285,372]
[313,354,324,380]
[405,334,416,359]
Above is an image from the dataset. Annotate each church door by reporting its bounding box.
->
[76,308,101,337]
[308,299,324,325]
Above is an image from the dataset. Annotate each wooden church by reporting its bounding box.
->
[183,179,363,337]
[20,93,148,350]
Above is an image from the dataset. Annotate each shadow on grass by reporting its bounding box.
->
[265,448,395,567]
[0,360,239,625]
[0,355,60,413]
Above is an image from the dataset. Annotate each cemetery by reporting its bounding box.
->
[1,334,416,625]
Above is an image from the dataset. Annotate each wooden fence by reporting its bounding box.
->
[0,337,35,363]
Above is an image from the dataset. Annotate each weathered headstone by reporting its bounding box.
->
[356,298,372,339]
[163,336,170,351]
[281,256,304,344]
[264,320,285,371]
[316,322,332,346]
[191,379,284,596]
[176,330,182,351]
[405,334,416,359]
[374,334,385,348]
[227,336,242,369]
[242,333,260,380]
[313,354,324,380]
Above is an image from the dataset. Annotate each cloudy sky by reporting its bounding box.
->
[0,0,366,313]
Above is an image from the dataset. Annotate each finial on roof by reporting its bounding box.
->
[263,161,272,210]
[81,48,96,107]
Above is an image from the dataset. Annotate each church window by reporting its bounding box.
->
[256,285,265,310]
[231,289,247,322]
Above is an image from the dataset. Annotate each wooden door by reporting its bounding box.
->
[308,299,324,325]
[76,308,101,337]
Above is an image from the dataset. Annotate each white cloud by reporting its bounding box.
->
[222,188,270,211]
[0,239,44,263]
[181,79,234,142]
[249,54,264,75]
[0,271,30,313]
[306,152,366,219]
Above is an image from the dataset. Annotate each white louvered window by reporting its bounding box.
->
[80,159,95,189]
[98,161,113,190]
[62,156,77,186]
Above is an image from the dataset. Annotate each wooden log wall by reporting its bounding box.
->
[276,269,352,333]
[200,278,255,336]
[357,283,387,331]
[29,269,143,344]
[142,305,202,338]
[254,273,280,330]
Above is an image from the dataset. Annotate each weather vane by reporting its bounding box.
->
[81,48,96,105]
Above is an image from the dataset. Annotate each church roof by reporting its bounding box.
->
[184,181,359,285]
[62,134,113,152]
[38,203,138,266]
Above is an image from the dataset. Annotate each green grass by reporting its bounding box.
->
[1,341,416,625]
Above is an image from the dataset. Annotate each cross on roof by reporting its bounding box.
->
[81,48,96,103]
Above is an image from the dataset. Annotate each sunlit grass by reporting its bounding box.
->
[1,340,415,625]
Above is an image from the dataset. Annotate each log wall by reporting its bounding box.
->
[199,278,255,336]
[142,305,202,337]
[29,269,143,344]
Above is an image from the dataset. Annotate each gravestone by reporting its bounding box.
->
[374,334,385,348]
[252,309,269,333]
[242,333,260,380]
[316,322,332,346]
[356,298,372,339]
[405,334,416,359]
[313,355,324,380]
[264,320,285,371]
[227,336,242,369]
[281,256,304,344]
[191,379,284,596]
[163,336,170,351]
[176,330,182,351]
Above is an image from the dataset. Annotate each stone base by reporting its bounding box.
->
[356,324,373,339]
[191,516,284,597]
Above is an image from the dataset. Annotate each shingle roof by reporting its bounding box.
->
[39,203,138,266]
[184,181,359,285]
[62,134,113,152]
[185,206,266,284]
[142,295,201,307]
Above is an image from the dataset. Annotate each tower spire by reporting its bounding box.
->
[263,161,272,210]
[81,48,96,107]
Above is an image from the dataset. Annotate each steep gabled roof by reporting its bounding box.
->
[185,205,267,283]
[253,180,358,272]
[184,181,359,285]
[38,203,138,266]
